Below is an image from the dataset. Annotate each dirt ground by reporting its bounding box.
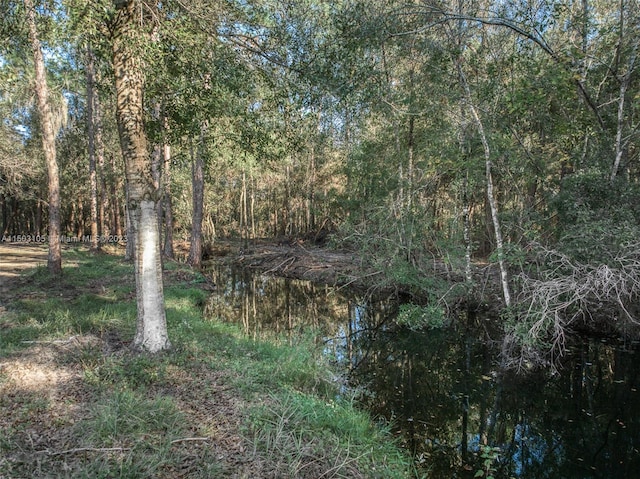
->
[0,243,48,296]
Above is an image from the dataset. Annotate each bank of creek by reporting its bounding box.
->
[205,240,640,478]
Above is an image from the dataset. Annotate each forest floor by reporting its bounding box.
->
[0,242,411,478]
[0,243,48,292]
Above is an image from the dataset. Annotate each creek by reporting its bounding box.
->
[204,263,640,478]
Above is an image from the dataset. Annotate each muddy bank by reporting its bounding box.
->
[204,240,369,287]
[203,239,503,306]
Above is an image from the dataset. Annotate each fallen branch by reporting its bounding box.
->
[264,256,296,274]
[22,335,79,345]
[506,242,640,369]
[336,271,383,291]
[36,447,131,456]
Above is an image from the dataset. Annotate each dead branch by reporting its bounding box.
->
[508,242,640,367]
[36,447,131,456]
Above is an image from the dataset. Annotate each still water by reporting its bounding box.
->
[205,264,640,478]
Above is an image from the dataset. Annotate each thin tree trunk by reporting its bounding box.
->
[96,94,107,238]
[242,168,248,249]
[162,129,174,258]
[112,0,169,353]
[86,47,100,251]
[109,153,123,238]
[250,176,256,240]
[188,127,205,268]
[308,145,316,232]
[463,174,472,285]
[35,199,42,235]
[25,0,61,275]
[458,63,511,308]
[610,39,638,182]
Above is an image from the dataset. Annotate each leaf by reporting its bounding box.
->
[474,471,485,478]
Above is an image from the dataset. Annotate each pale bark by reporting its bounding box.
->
[162,137,175,259]
[458,63,511,308]
[112,0,169,353]
[25,0,61,275]
[462,174,472,285]
[610,39,638,182]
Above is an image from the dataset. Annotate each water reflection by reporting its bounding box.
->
[205,264,640,478]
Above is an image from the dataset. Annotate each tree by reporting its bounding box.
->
[187,124,205,268]
[85,46,100,251]
[111,0,169,353]
[24,0,61,275]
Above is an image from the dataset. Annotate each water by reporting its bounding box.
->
[205,264,640,478]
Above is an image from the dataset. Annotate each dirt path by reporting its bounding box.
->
[0,243,48,295]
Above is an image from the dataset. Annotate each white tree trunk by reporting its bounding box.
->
[113,0,169,352]
[132,200,170,352]
[458,63,511,307]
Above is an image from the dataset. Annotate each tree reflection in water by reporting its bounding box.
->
[205,264,640,478]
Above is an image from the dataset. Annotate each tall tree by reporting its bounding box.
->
[24,0,61,275]
[111,0,169,352]
[85,46,99,251]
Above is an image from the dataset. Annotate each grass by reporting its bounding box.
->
[0,245,412,478]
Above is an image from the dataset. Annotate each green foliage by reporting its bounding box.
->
[552,172,640,264]
[396,303,449,330]
[474,445,502,479]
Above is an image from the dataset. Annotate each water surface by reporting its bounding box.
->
[205,264,640,478]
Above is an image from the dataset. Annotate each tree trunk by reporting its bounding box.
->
[162,132,175,259]
[462,174,472,285]
[112,0,169,353]
[188,127,205,268]
[151,103,163,239]
[610,40,638,183]
[110,152,123,238]
[25,0,61,275]
[458,63,511,308]
[96,97,107,238]
[242,168,249,249]
[86,47,100,251]
[1,195,7,234]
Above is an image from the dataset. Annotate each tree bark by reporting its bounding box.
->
[610,39,638,183]
[162,130,175,259]
[188,126,205,268]
[112,0,169,353]
[458,63,511,308]
[96,93,107,238]
[86,47,100,251]
[24,0,61,275]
